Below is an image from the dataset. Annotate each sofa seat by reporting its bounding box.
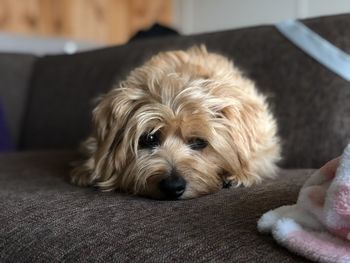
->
[0,151,312,262]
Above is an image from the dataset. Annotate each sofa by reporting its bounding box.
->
[1,14,350,262]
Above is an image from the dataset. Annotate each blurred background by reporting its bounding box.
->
[0,0,349,54]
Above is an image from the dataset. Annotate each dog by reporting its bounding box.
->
[71,45,281,200]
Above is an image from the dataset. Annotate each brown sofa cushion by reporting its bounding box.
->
[20,14,350,168]
[0,151,312,262]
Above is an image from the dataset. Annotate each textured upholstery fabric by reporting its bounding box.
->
[0,53,37,147]
[0,151,312,262]
[20,14,350,168]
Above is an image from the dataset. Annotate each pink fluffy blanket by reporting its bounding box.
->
[258,144,350,263]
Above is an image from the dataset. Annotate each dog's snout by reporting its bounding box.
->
[159,174,186,199]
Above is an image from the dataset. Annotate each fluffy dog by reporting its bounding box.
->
[71,46,281,200]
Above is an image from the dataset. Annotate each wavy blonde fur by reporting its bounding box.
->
[71,45,281,199]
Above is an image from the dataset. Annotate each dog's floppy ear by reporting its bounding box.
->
[215,104,259,186]
[71,86,137,190]
[210,90,280,186]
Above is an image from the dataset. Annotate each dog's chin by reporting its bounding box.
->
[178,187,221,200]
[125,150,225,200]
[141,187,221,200]
[135,174,223,200]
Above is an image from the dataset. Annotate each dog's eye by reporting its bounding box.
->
[139,132,161,149]
[188,138,208,150]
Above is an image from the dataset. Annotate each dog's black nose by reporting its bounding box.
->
[159,175,186,199]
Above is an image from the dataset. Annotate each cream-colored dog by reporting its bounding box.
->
[71,46,281,199]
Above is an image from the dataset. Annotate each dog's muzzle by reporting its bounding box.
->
[158,174,186,199]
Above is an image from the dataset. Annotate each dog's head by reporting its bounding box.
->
[72,46,280,199]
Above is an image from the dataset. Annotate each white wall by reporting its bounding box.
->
[173,0,350,34]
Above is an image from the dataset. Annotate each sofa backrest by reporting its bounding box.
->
[19,14,350,168]
[0,53,37,148]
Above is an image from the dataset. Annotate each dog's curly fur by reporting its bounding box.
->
[71,46,281,199]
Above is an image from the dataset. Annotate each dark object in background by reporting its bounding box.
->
[129,23,179,42]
